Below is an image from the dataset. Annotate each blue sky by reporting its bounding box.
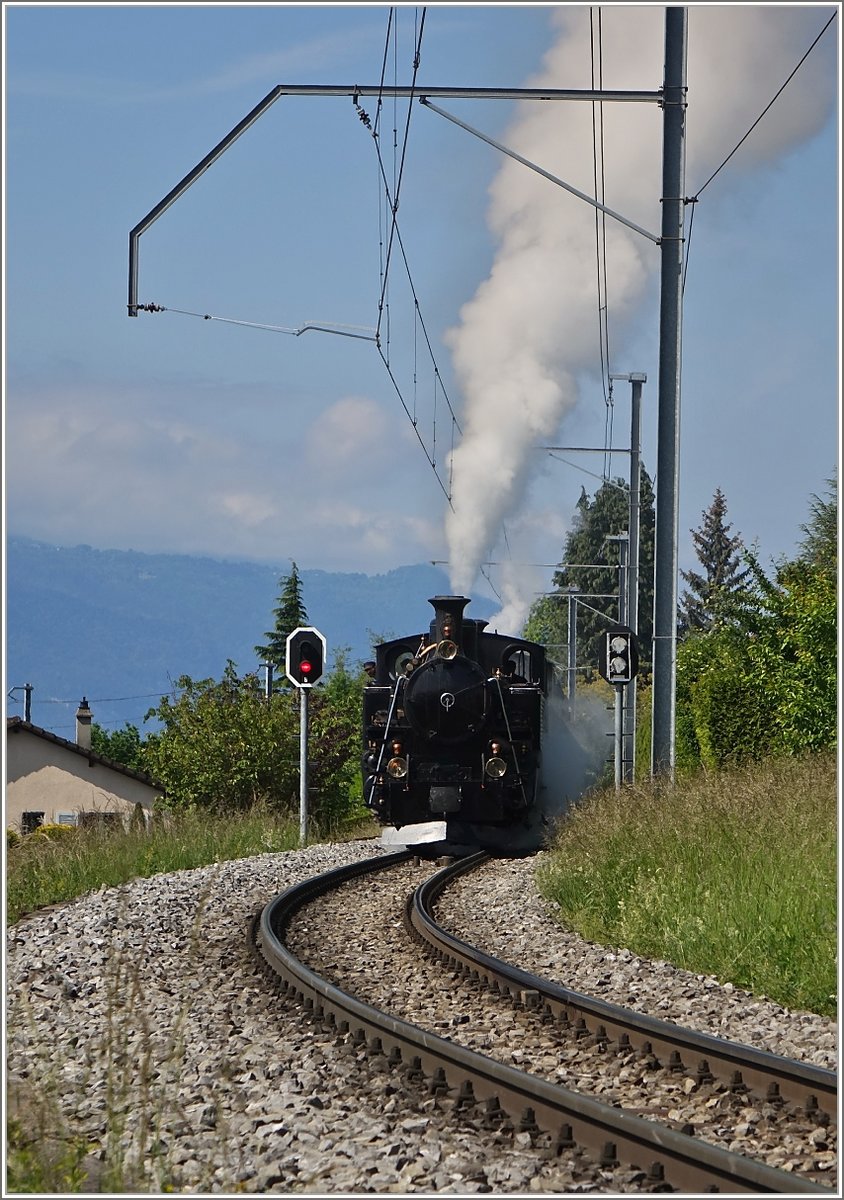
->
[4,3,840,629]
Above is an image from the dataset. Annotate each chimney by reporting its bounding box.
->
[427,595,471,649]
[76,697,93,750]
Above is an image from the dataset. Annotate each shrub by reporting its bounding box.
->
[30,823,78,842]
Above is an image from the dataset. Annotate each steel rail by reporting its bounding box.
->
[411,853,838,1120]
[254,851,833,1194]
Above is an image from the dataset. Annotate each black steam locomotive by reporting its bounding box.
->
[362,595,549,852]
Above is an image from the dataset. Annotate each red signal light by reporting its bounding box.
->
[300,661,312,676]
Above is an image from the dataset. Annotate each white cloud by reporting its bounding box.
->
[4,377,447,571]
[305,395,387,472]
[217,491,278,528]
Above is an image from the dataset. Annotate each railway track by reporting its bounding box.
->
[253,849,837,1194]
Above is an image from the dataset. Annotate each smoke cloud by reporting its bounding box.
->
[445,6,835,627]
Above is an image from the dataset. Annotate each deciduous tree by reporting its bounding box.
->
[141,656,369,829]
[90,722,145,771]
[142,664,298,813]
[798,473,837,570]
[675,484,836,768]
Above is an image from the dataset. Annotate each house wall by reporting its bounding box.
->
[6,728,161,830]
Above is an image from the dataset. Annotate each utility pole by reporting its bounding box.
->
[8,683,33,722]
[609,372,645,781]
[543,370,645,763]
[651,7,687,779]
[566,586,579,704]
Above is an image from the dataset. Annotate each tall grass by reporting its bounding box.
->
[7,885,215,1193]
[6,806,381,1191]
[6,807,318,925]
[536,752,837,1017]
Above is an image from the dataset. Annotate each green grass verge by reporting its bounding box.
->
[536,752,837,1018]
[6,807,376,926]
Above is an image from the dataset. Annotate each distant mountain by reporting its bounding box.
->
[5,537,497,736]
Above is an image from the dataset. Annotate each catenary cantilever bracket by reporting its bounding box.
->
[127,82,663,316]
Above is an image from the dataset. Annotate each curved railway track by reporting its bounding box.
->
[253,849,836,1194]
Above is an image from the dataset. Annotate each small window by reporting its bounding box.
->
[78,812,122,831]
[56,813,78,827]
[21,812,45,835]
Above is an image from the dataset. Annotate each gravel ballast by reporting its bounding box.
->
[6,840,837,1193]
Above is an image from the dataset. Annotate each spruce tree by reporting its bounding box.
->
[679,489,750,634]
[255,561,308,667]
[524,470,655,668]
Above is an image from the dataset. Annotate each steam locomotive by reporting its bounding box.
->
[362,595,551,853]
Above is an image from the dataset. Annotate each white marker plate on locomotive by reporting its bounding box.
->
[380,821,446,847]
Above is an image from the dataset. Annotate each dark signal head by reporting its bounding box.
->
[286,628,326,686]
[597,626,639,685]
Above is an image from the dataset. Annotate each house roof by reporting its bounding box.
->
[6,716,165,793]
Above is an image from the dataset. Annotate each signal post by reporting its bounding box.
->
[285,627,327,845]
[598,627,639,789]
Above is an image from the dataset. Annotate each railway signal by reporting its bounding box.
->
[285,626,327,846]
[598,626,639,686]
[286,627,326,688]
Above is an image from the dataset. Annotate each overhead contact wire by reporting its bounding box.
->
[364,7,461,505]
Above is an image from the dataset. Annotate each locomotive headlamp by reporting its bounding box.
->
[438,639,458,660]
[484,756,508,779]
[392,650,415,678]
[387,756,409,779]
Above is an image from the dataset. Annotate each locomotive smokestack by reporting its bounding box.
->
[428,595,471,649]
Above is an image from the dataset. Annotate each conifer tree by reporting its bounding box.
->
[679,489,750,634]
[255,561,308,667]
[524,470,655,667]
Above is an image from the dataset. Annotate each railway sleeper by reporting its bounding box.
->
[258,863,837,1195]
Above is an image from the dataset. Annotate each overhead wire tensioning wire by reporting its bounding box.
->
[682,10,837,294]
[693,10,836,201]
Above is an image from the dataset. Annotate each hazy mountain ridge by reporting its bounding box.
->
[5,537,496,736]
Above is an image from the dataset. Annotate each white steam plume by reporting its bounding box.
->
[445,6,835,624]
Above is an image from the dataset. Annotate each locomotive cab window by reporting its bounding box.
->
[501,645,533,684]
